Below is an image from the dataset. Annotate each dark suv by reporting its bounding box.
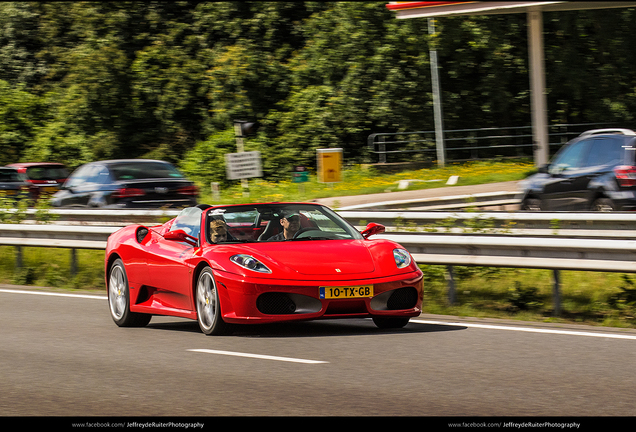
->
[519,128,636,211]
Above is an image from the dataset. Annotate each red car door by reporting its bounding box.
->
[143,234,197,312]
[142,207,203,312]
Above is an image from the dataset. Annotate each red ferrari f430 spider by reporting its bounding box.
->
[105,203,423,335]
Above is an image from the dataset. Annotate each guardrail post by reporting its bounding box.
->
[378,136,386,164]
[211,182,221,201]
[552,269,561,317]
[70,249,78,277]
[15,246,23,269]
[446,265,456,305]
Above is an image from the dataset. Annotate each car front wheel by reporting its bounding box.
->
[196,267,230,335]
[521,198,542,211]
[108,258,151,327]
[592,198,615,212]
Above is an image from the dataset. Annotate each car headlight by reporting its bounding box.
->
[230,254,272,273]
[393,248,412,269]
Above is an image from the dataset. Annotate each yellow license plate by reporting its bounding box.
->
[319,285,373,299]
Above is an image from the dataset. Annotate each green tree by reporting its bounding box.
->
[543,9,636,125]
[0,2,47,89]
[193,1,325,129]
[180,128,237,188]
[0,80,45,165]
[262,2,434,175]
[3,1,636,182]
[435,14,531,130]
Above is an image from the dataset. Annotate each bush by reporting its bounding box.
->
[179,129,237,188]
[608,275,636,321]
[507,281,544,311]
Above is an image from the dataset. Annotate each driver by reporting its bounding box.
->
[267,212,301,241]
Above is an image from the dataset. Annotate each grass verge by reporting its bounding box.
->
[420,265,636,328]
[196,159,536,204]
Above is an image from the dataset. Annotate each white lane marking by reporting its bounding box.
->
[188,348,328,364]
[412,319,636,341]
[0,288,106,300]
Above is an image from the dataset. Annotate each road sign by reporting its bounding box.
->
[317,148,342,183]
[292,166,309,183]
[225,151,263,180]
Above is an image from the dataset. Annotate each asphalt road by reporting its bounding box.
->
[2,286,636,420]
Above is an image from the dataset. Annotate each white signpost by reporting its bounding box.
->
[225,151,263,180]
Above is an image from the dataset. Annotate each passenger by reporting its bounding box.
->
[267,212,301,241]
[209,219,228,244]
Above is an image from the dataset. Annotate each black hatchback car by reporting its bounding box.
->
[51,159,198,209]
[518,128,636,211]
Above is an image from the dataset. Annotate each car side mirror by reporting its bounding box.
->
[361,222,385,239]
[164,229,198,246]
[537,164,549,174]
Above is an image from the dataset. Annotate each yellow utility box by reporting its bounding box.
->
[317,148,342,183]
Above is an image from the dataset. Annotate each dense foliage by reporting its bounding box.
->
[2,1,636,184]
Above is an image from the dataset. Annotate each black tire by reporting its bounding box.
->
[372,316,410,329]
[521,198,542,211]
[108,258,151,327]
[195,267,231,335]
[592,198,615,212]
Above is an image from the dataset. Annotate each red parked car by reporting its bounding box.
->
[6,162,69,201]
[105,202,423,335]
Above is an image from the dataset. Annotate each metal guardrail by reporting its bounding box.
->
[0,224,117,249]
[4,209,636,243]
[2,212,636,271]
[378,233,636,273]
[336,191,520,211]
[0,191,523,221]
[5,208,181,226]
[339,210,636,239]
[2,212,635,316]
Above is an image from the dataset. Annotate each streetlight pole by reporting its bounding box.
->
[428,18,445,168]
[233,120,255,195]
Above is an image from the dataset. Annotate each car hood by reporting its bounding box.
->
[214,239,378,277]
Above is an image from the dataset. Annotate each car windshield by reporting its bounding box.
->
[170,207,202,239]
[109,162,184,180]
[206,203,363,244]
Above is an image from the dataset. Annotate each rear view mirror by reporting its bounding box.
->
[361,222,385,239]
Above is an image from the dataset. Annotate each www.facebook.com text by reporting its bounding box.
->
[71,422,205,429]
[448,422,581,429]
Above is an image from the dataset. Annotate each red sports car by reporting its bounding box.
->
[105,202,423,335]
